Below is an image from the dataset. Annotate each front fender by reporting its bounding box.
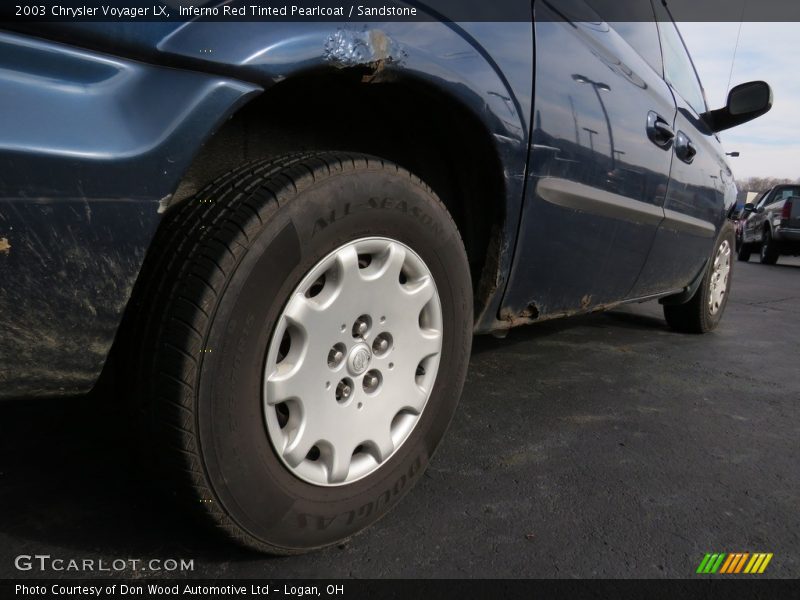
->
[19,16,534,331]
[157,19,533,330]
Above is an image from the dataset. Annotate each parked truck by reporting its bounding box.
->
[737,185,800,264]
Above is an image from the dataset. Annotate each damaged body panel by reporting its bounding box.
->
[7,17,533,334]
[152,19,534,331]
[0,17,531,395]
[1,1,745,397]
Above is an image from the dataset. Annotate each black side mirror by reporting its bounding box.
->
[704,81,773,133]
[743,203,755,212]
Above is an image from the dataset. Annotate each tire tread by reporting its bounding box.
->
[123,152,460,553]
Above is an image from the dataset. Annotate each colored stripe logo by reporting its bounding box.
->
[696,553,773,574]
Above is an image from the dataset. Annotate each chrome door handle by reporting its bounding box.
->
[676,131,697,164]
[647,111,675,148]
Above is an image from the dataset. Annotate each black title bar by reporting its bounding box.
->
[4,579,800,600]
[3,0,800,23]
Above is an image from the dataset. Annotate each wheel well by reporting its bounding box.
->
[170,70,506,318]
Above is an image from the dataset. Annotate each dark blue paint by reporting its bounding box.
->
[505,9,677,317]
[0,32,261,199]
[0,2,751,397]
[0,30,260,395]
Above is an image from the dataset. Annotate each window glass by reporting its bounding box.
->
[609,22,663,74]
[655,12,707,114]
[586,0,663,74]
[772,186,800,204]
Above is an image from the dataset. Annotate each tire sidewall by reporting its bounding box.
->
[760,228,778,264]
[737,243,750,261]
[195,165,472,551]
[699,222,735,330]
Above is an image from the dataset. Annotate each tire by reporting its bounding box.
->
[759,227,779,265]
[126,152,473,553]
[664,221,734,334]
[736,242,751,262]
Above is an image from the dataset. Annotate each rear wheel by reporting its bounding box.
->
[760,227,779,264]
[736,241,751,262]
[664,222,734,334]
[127,152,473,553]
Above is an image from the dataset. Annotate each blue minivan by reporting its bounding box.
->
[0,1,771,552]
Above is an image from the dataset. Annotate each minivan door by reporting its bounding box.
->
[630,5,728,297]
[501,0,676,319]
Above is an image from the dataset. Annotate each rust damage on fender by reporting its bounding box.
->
[498,298,623,329]
[323,27,408,82]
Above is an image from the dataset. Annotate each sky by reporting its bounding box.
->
[679,23,799,181]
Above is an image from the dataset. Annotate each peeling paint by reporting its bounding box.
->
[520,302,539,320]
[0,237,10,254]
[499,299,623,329]
[323,27,407,79]
[498,304,536,328]
[157,194,173,214]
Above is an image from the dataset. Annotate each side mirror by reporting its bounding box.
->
[704,81,773,133]
[743,203,755,212]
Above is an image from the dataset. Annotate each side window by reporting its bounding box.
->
[609,22,663,75]
[653,6,707,115]
[772,186,800,205]
[586,0,663,74]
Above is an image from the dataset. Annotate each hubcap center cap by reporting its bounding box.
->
[347,343,372,376]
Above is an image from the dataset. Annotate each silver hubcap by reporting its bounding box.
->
[263,237,443,486]
[708,239,731,315]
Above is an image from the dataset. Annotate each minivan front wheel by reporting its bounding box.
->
[129,152,473,553]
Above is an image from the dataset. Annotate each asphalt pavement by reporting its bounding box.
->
[2,257,798,579]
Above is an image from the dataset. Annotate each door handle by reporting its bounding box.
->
[675,131,697,163]
[647,111,675,148]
